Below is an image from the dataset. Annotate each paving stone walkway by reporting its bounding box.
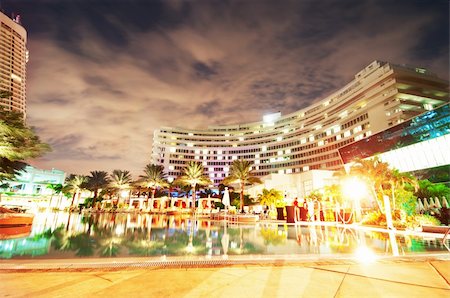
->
[1,260,449,297]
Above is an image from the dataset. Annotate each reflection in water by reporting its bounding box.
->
[0,211,448,259]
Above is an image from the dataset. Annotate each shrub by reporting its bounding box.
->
[413,214,441,226]
[361,211,384,226]
[395,188,417,216]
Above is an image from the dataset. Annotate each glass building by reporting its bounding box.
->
[339,103,450,173]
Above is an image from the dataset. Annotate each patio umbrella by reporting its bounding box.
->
[416,198,424,214]
[423,197,430,211]
[222,187,231,209]
[442,197,449,208]
[434,197,442,209]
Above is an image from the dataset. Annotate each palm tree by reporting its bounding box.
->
[176,161,212,211]
[0,107,48,183]
[257,188,283,210]
[139,164,168,209]
[66,174,88,209]
[87,171,110,208]
[387,169,418,210]
[223,159,262,213]
[110,170,132,206]
[46,183,63,209]
[349,157,390,212]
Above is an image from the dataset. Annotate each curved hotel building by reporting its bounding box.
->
[0,11,28,117]
[152,61,448,185]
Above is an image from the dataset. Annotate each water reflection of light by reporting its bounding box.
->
[186,242,194,253]
[354,246,377,263]
[115,225,124,236]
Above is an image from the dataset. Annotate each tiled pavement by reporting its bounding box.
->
[1,259,449,297]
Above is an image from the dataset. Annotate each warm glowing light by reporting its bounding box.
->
[263,112,281,123]
[120,190,129,198]
[186,243,195,253]
[354,246,377,263]
[342,177,367,200]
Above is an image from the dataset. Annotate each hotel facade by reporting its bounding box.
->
[152,61,449,186]
[0,10,28,117]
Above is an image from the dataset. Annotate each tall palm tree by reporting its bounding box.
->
[223,159,262,213]
[387,169,418,209]
[139,164,168,209]
[46,183,63,209]
[110,170,132,205]
[66,174,88,209]
[349,157,390,212]
[87,171,110,208]
[176,161,212,211]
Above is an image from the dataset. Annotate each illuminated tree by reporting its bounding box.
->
[0,107,50,181]
[66,174,88,209]
[139,164,168,202]
[223,159,262,212]
[176,161,211,211]
[257,188,283,209]
[87,171,110,206]
[110,170,132,203]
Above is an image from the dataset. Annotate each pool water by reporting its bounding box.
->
[0,211,448,259]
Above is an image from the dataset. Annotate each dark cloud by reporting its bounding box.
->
[192,61,219,80]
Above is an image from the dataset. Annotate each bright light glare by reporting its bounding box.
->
[342,177,367,200]
[354,246,377,263]
[120,190,129,198]
[186,243,194,253]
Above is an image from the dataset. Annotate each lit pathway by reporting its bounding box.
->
[1,260,449,297]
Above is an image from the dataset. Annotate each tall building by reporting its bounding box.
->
[152,61,449,185]
[0,11,28,117]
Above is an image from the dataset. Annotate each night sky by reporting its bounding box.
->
[2,0,448,177]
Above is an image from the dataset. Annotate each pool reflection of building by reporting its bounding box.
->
[1,212,448,259]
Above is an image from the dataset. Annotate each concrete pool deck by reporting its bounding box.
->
[1,256,449,297]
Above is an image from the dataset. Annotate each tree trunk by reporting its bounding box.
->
[70,192,76,210]
[192,184,196,212]
[151,188,156,210]
[391,182,396,210]
[93,189,98,208]
[240,183,245,213]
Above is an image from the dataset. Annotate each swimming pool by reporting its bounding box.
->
[0,211,448,260]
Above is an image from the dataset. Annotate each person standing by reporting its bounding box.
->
[293,197,300,222]
[300,198,308,221]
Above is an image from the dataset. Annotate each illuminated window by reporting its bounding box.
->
[424,103,433,111]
